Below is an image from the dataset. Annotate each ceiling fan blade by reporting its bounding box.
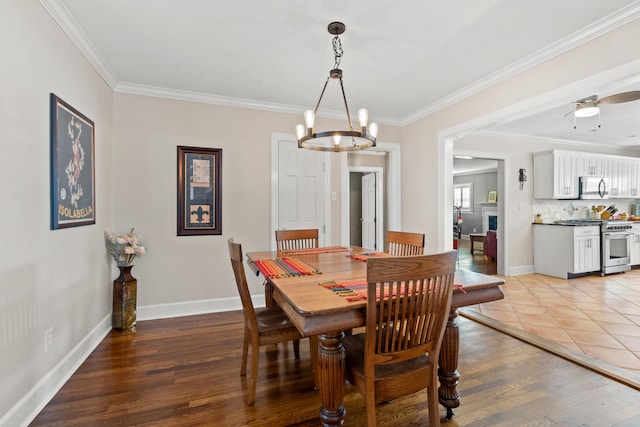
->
[598,91,640,104]
[576,94,598,104]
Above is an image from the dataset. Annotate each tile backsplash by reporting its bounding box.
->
[532,199,638,222]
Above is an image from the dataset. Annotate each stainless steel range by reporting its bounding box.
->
[601,220,632,276]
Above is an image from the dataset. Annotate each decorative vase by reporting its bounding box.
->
[112,265,137,330]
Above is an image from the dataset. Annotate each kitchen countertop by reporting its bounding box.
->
[532,221,602,226]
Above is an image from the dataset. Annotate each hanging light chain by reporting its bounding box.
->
[332,35,343,69]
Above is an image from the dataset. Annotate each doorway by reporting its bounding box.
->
[348,167,384,250]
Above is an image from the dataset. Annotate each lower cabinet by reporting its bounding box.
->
[533,225,600,279]
[630,223,640,266]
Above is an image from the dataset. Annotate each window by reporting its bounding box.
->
[454,183,473,212]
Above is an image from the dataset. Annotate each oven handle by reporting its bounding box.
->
[602,232,632,238]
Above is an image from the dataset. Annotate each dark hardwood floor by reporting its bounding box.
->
[457,237,497,275]
[31,309,640,426]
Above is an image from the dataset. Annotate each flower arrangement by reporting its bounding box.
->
[104,228,146,267]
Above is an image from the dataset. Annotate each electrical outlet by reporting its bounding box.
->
[45,327,53,352]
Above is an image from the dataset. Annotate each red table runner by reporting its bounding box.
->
[347,252,391,262]
[320,279,466,302]
[253,258,321,279]
[281,246,348,256]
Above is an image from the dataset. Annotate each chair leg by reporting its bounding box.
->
[240,326,249,376]
[427,377,441,427]
[246,336,260,406]
[293,339,300,359]
[365,376,377,427]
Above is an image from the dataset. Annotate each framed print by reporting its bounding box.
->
[177,146,222,236]
[487,191,498,203]
[50,93,96,229]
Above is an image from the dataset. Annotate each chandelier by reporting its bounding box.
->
[296,22,378,152]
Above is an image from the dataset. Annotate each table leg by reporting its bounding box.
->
[317,332,346,427]
[438,309,460,420]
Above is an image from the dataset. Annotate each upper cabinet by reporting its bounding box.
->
[533,149,640,199]
[533,150,581,199]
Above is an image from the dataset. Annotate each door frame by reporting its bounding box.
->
[340,141,401,247]
[270,133,331,250]
[348,167,384,251]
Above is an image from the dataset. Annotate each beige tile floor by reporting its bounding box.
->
[463,270,640,377]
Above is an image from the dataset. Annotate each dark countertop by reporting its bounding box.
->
[532,221,602,226]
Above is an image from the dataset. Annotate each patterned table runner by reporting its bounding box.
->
[253,258,321,279]
[320,279,466,302]
[347,252,392,262]
[281,246,348,256]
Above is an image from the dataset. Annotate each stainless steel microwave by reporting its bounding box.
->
[578,176,608,199]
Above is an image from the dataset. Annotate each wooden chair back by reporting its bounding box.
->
[275,228,319,251]
[366,251,456,367]
[385,230,425,256]
[344,251,456,426]
[228,238,258,332]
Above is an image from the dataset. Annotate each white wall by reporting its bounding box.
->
[0,2,114,425]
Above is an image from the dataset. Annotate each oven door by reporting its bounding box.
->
[602,232,631,267]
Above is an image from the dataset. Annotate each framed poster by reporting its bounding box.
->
[50,93,96,229]
[177,146,222,236]
[487,191,498,203]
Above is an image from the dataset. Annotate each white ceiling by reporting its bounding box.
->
[43,0,640,146]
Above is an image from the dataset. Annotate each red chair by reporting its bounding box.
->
[485,230,497,261]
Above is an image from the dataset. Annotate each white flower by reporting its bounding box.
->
[104,228,146,267]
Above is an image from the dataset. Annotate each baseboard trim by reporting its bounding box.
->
[507,264,535,276]
[137,294,264,321]
[2,315,112,427]
[460,309,640,391]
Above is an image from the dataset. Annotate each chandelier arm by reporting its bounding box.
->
[338,77,354,131]
[314,77,331,114]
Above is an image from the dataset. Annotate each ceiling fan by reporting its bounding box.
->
[569,91,640,118]
[566,90,640,129]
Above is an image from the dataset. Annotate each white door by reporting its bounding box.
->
[277,140,325,245]
[361,173,376,250]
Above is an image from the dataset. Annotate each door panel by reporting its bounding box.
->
[361,173,376,250]
[277,140,325,244]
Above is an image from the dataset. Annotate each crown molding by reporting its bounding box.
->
[39,0,118,89]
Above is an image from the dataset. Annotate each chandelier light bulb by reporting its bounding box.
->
[296,124,306,140]
[357,108,369,128]
[304,110,315,129]
[369,122,378,138]
[333,135,341,146]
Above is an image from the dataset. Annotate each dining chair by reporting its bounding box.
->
[385,230,425,256]
[343,251,457,426]
[275,228,319,251]
[228,238,305,405]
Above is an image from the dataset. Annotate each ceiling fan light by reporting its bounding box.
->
[575,105,599,118]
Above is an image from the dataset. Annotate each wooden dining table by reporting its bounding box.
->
[246,246,504,426]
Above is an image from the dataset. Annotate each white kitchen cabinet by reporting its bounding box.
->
[533,150,580,199]
[579,155,607,177]
[623,159,640,197]
[533,150,640,199]
[533,225,600,278]
[630,223,640,266]
[606,158,623,197]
